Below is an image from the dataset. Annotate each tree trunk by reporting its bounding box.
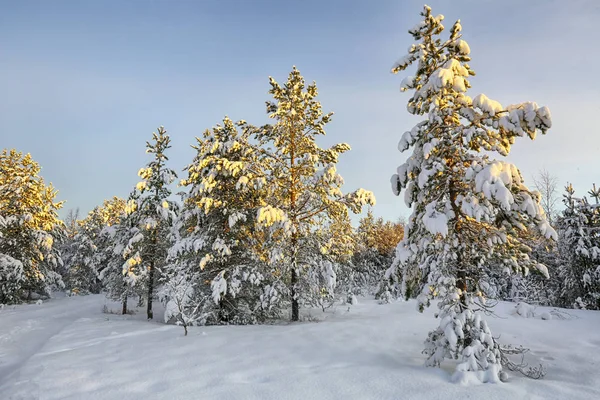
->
[449,178,469,310]
[291,265,299,321]
[147,260,154,320]
[290,232,300,321]
[122,295,128,315]
[456,267,468,308]
[288,106,300,322]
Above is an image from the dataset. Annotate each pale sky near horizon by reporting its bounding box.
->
[1,0,599,222]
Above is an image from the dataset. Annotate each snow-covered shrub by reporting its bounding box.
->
[159,263,216,334]
[302,259,339,312]
[512,302,536,318]
[540,311,552,321]
[0,253,24,304]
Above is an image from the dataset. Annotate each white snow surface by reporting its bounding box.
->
[1,295,599,399]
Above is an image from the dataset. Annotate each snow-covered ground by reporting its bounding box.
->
[1,295,599,400]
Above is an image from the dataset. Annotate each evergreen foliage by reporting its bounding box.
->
[122,127,179,319]
[557,184,600,309]
[0,149,65,303]
[163,68,375,327]
[255,67,375,321]
[62,197,125,295]
[166,116,279,325]
[352,211,405,299]
[388,6,555,382]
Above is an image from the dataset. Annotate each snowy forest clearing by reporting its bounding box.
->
[2,3,600,397]
[1,295,599,400]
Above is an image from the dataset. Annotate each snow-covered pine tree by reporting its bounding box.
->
[478,227,559,306]
[159,260,211,334]
[62,197,125,295]
[352,211,383,296]
[98,193,142,315]
[91,197,127,287]
[63,227,96,295]
[389,6,555,382]
[168,117,281,325]
[123,127,178,320]
[352,211,405,299]
[516,226,558,305]
[0,217,24,304]
[0,149,65,303]
[256,67,375,321]
[57,208,80,280]
[557,184,600,309]
[302,213,356,311]
[557,184,586,307]
[585,184,600,308]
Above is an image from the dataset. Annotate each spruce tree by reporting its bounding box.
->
[389,6,555,382]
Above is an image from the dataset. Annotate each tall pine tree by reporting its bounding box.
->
[389,6,555,382]
[257,67,375,321]
[0,149,64,303]
[123,127,178,319]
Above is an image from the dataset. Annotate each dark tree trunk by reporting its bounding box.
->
[147,260,154,320]
[291,267,299,321]
[122,295,128,315]
[288,109,300,323]
[456,268,468,308]
[449,176,471,347]
[449,177,468,308]
[290,231,300,322]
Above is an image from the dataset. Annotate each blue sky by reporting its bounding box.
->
[1,0,599,222]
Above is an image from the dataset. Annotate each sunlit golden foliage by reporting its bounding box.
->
[0,149,64,232]
[0,149,64,299]
[357,210,404,257]
[79,196,126,231]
